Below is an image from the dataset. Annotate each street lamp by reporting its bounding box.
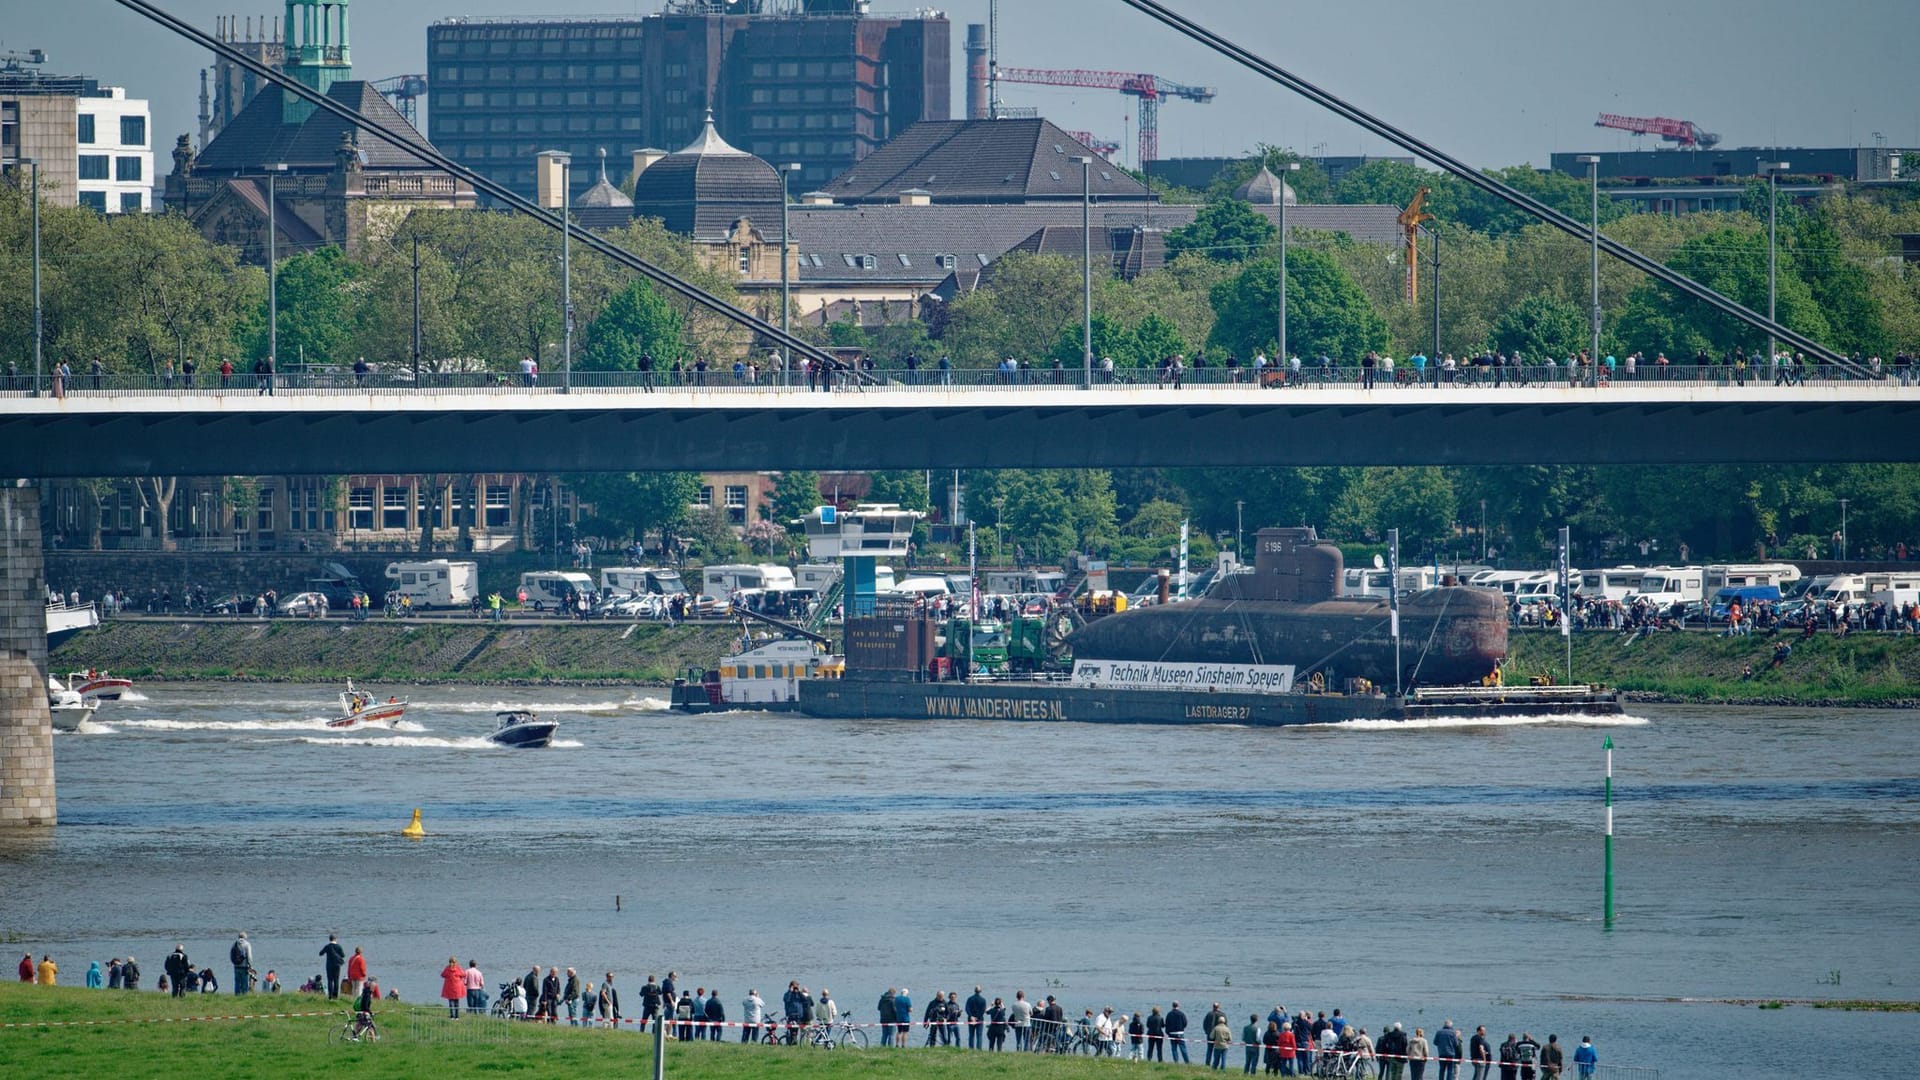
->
[538,150,573,393]
[779,162,801,385]
[265,162,287,379]
[1576,155,1601,387]
[1762,162,1791,368]
[1839,497,1849,561]
[24,157,41,397]
[1276,161,1300,370]
[1073,155,1093,389]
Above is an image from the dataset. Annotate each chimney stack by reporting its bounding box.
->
[964,24,990,121]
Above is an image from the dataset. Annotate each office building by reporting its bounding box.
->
[1,62,152,213]
[1550,145,1910,184]
[426,4,948,201]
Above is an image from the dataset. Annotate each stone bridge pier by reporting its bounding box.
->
[2,480,55,826]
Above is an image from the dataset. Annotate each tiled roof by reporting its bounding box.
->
[221,178,326,249]
[194,81,439,173]
[821,119,1153,204]
[630,153,784,241]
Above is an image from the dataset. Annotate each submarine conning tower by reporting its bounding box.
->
[1224,526,1343,603]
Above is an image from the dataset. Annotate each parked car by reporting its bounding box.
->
[204,594,260,616]
[279,591,330,618]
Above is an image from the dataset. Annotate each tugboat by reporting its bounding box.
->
[328,680,409,729]
[67,669,134,701]
[671,611,840,713]
[487,710,559,748]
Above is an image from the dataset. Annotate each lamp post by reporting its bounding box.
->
[266,163,287,377]
[1576,155,1601,387]
[1428,224,1441,367]
[1762,162,1791,367]
[1073,155,1093,389]
[25,157,41,397]
[1839,497,1849,561]
[1276,162,1300,369]
[779,162,801,385]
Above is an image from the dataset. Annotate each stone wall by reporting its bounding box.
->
[2,482,55,826]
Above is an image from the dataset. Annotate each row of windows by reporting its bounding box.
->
[76,114,146,147]
[747,87,854,105]
[747,112,851,131]
[438,89,640,109]
[435,114,644,138]
[748,139,856,157]
[748,61,854,79]
[77,155,143,182]
[436,63,644,82]
[77,191,144,213]
[804,252,969,271]
[346,486,513,531]
[433,37,641,58]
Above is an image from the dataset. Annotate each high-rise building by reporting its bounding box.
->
[1,59,152,213]
[426,4,948,201]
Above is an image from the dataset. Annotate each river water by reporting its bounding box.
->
[8,685,1917,1078]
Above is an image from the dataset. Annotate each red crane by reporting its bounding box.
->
[1064,130,1124,159]
[994,66,1216,165]
[1594,113,1721,151]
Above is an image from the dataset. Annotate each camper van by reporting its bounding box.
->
[700,564,798,602]
[1513,571,1575,605]
[599,566,687,597]
[884,576,953,600]
[1820,573,1920,606]
[1467,570,1534,596]
[1579,567,1649,602]
[384,560,479,609]
[1344,566,1441,597]
[519,571,596,611]
[984,570,1067,596]
[1705,563,1803,591]
[1626,567,1707,609]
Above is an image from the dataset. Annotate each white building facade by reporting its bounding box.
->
[75,87,152,213]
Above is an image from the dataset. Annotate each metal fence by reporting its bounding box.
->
[405,1010,513,1045]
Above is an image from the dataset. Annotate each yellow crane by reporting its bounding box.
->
[1398,186,1434,303]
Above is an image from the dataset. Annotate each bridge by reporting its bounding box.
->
[4,379,1919,477]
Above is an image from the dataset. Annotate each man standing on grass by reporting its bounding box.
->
[319,935,345,1000]
[230,932,252,995]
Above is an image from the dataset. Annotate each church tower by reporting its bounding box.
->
[283,0,352,123]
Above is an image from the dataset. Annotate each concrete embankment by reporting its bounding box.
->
[50,617,740,684]
[1506,627,1920,706]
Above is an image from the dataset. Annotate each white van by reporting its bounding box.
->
[1513,571,1572,604]
[1870,579,1920,609]
[1627,566,1706,608]
[985,570,1066,596]
[599,566,687,596]
[384,560,479,609]
[701,563,798,601]
[884,575,952,599]
[520,570,596,611]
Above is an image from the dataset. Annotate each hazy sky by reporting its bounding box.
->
[11,0,1918,171]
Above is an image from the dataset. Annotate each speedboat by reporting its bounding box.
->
[47,675,98,732]
[329,681,408,729]
[488,710,558,748]
[67,670,134,701]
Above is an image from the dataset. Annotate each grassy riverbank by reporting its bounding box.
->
[1506,627,1920,706]
[0,984,1134,1080]
[50,618,740,684]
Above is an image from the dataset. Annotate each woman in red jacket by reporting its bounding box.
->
[440,957,467,1018]
[345,947,368,997]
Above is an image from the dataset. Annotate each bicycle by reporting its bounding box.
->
[813,1012,868,1050]
[329,1010,380,1043]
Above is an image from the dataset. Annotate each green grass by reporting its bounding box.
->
[1506,628,1920,704]
[0,984,1174,1080]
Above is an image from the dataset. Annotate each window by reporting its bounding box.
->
[738,247,751,273]
[120,115,146,147]
[897,254,911,267]
[725,485,748,525]
[78,191,106,211]
[305,487,319,532]
[665,62,687,78]
[78,155,110,180]
[256,489,274,532]
[485,485,511,528]
[861,255,877,270]
[751,62,772,78]
[696,486,713,508]
[349,488,375,531]
[936,254,956,270]
[77,114,95,143]
[383,488,409,530]
[119,193,142,213]
[1048,170,1061,182]
[808,254,823,268]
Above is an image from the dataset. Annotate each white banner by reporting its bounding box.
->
[1071,659,1296,695]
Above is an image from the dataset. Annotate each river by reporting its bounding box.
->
[8,685,1917,1078]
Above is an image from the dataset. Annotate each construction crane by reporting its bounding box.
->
[1064,130,1124,159]
[1397,186,1433,303]
[374,74,428,128]
[1595,113,1721,151]
[0,48,49,73]
[993,65,1216,165]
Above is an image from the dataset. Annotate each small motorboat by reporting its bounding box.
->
[68,670,134,701]
[47,675,98,732]
[488,710,558,748]
[329,681,408,729]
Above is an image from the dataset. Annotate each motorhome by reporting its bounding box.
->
[984,570,1067,596]
[519,570,596,611]
[384,560,479,609]
[1579,567,1650,602]
[794,564,842,595]
[884,576,952,600]
[1870,579,1920,610]
[1821,573,1920,606]
[1344,566,1442,597]
[700,564,798,601]
[1467,570,1534,596]
[1705,563,1803,591]
[1627,567,1707,608]
[1513,571,1575,605]
[599,567,687,596]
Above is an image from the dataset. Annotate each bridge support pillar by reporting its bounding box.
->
[1,480,55,827]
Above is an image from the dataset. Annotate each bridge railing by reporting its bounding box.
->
[1,363,1907,397]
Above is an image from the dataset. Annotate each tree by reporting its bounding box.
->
[1489,295,1587,360]
[941,252,1083,365]
[566,472,702,552]
[1201,146,1333,205]
[1325,467,1457,550]
[1208,252,1389,362]
[1049,312,1134,369]
[262,246,357,366]
[1130,313,1188,366]
[1613,227,1831,360]
[770,470,821,523]
[1165,198,1277,263]
[580,278,684,371]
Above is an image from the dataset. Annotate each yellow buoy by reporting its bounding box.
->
[401,808,426,839]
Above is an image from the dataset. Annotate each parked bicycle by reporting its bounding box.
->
[329,1010,380,1043]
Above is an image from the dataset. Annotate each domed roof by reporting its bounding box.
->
[631,111,784,240]
[1234,165,1297,206]
[577,148,633,210]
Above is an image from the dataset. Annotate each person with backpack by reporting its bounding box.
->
[164,944,191,998]
[1515,1033,1541,1080]
[230,932,253,995]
